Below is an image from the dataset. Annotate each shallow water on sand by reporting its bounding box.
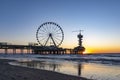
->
[1,54,120,80]
[10,58,120,80]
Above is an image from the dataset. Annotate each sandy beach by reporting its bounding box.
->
[0,59,90,80]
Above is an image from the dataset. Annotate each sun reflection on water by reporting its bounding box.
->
[11,60,120,80]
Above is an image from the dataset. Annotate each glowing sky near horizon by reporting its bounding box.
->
[0,0,120,53]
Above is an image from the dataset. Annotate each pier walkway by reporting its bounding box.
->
[0,43,72,54]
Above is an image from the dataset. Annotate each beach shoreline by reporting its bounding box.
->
[0,59,90,80]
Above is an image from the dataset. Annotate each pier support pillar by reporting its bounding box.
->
[27,49,30,54]
[21,49,23,54]
[5,49,8,54]
[13,49,16,54]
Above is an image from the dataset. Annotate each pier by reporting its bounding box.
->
[0,43,32,54]
[0,43,73,54]
[0,22,85,54]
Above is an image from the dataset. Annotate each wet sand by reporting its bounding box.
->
[0,59,90,80]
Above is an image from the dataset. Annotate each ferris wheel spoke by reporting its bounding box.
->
[50,25,55,33]
[39,29,47,33]
[55,32,62,34]
[55,29,61,33]
[53,26,58,32]
[55,36,62,38]
[39,37,47,42]
[41,26,48,33]
[38,36,45,38]
[39,33,48,36]
[54,39,59,45]
[54,35,62,38]
[54,37,61,41]
[38,37,47,40]
[49,24,52,32]
[53,25,56,29]
[46,24,51,33]
[38,32,46,35]
[54,34,62,37]
[41,25,48,32]
[48,23,53,32]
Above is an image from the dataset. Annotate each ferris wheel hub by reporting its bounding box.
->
[49,33,52,37]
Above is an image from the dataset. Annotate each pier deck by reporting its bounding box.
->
[0,44,73,54]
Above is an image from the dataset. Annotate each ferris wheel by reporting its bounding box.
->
[36,22,64,47]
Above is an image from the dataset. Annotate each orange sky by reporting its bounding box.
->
[83,46,120,53]
[62,43,120,53]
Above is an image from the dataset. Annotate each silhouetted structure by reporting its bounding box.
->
[0,22,85,54]
[73,30,85,54]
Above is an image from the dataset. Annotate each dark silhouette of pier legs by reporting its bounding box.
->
[27,49,30,54]
[13,49,16,54]
[20,49,23,54]
[5,49,8,54]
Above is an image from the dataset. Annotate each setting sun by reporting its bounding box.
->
[83,49,93,54]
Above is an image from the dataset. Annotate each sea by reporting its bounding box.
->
[0,53,120,80]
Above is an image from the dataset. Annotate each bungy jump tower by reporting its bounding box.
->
[73,30,85,54]
[34,22,85,54]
